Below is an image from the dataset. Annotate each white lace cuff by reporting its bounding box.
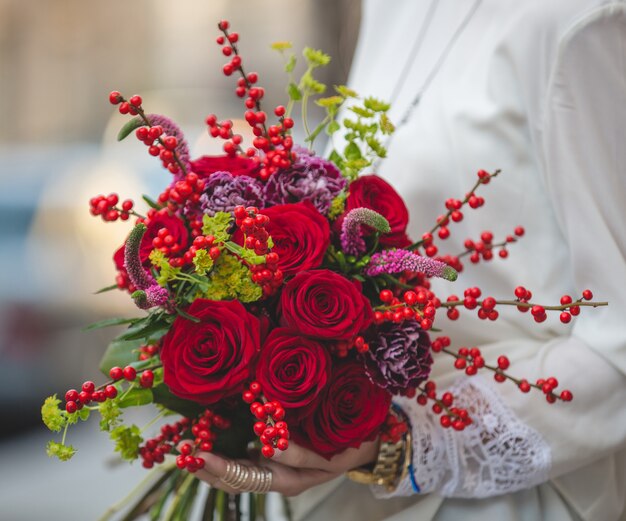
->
[377,377,551,499]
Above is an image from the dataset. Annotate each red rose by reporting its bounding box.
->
[256,328,331,417]
[258,202,330,276]
[345,175,410,247]
[113,211,189,270]
[280,269,373,340]
[295,360,391,457]
[161,299,260,404]
[191,155,259,178]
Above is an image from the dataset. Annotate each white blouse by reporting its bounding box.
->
[291,1,626,520]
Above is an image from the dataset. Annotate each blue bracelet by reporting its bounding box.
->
[408,463,421,493]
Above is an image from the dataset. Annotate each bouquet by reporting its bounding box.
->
[42,20,607,520]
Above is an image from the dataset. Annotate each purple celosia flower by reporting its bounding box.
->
[364,319,433,393]
[200,171,264,216]
[364,249,458,281]
[263,147,346,215]
[341,208,391,256]
[145,114,192,180]
[124,223,170,310]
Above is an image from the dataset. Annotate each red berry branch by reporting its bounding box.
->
[242,381,290,458]
[441,286,607,324]
[413,169,501,257]
[214,20,295,180]
[63,363,162,414]
[108,92,188,176]
[89,193,142,222]
[430,337,574,404]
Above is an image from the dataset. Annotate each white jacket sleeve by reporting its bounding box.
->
[384,4,626,499]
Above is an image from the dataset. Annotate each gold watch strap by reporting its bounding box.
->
[346,408,412,492]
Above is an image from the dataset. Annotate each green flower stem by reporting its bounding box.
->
[140,409,167,434]
[60,421,70,446]
[97,464,176,521]
[163,473,196,521]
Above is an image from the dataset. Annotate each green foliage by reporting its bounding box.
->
[328,192,347,220]
[84,317,140,331]
[110,424,143,461]
[303,47,331,67]
[192,249,214,276]
[41,395,66,432]
[149,249,181,285]
[117,387,153,408]
[335,85,358,98]
[201,212,232,244]
[270,41,293,51]
[99,399,122,432]
[46,440,76,461]
[117,116,144,141]
[203,252,262,303]
[284,54,297,74]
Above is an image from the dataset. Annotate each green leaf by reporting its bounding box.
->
[118,387,153,408]
[284,54,297,74]
[304,121,326,144]
[117,116,144,141]
[363,97,391,112]
[83,317,140,331]
[175,306,201,323]
[335,85,358,98]
[94,284,119,294]
[344,142,363,161]
[380,113,395,135]
[142,195,162,210]
[99,338,145,375]
[329,149,344,168]
[152,384,204,418]
[350,106,374,118]
[315,96,343,108]
[287,82,302,101]
[326,120,340,136]
[303,47,331,67]
[270,41,293,51]
[116,313,172,342]
[301,72,326,95]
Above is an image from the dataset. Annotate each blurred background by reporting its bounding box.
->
[0,1,359,519]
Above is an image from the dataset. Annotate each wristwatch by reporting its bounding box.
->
[346,409,412,492]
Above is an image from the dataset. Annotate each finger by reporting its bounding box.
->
[261,459,340,497]
[271,439,379,473]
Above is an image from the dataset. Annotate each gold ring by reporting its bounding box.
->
[220,460,272,494]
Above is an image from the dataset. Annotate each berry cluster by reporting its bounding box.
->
[109,365,155,388]
[137,344,159,361]
[89,193,135,222]
[373,288,440,331]
[380,411,409,443]
[139,417,190,469]
[460,227,524,265]
[157,173,205,212]
[332,335,370,358]
[64,380,118,414]
[430,335,574,403]
[418,169,499,258]
[109,91,187,176]
[234,205,283,296]
[215,20,294,180]
[242,382,289,458]
[414,381,472,431]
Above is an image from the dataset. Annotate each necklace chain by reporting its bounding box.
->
[376,0,483,165]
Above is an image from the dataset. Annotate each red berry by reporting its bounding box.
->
[65,389,79,402]
[582,289,593,300]
[109,366,123,381]
[497,356,510,370]
[518,380,531,393]
[560,312,572,323]
[109,91,122,105]
[66,401,77,414]
[123,366,137,381]
[105,385,118,399]
[82,381,95,394]
[514,226,525,236]
[276,438,289,451]
[129,95,142,107]
[261,445,275,458]
[560,390,573,401]
[218,20,230,30]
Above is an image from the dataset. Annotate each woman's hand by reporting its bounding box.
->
[187,439,380,497]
